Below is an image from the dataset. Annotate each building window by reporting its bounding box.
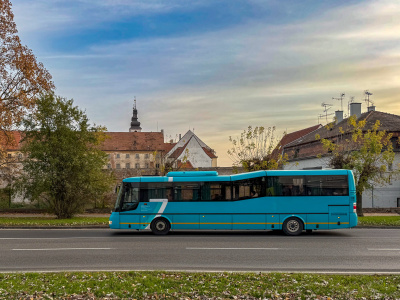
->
[145,163,149,168]
[126,154,130,158]
[135,154,140,159]
[135,163,140,169]
[116,163,121,169]
[7,154,11,158]
[116,153,120,159]
[156,163,160,169]
[145,153,149,159]
[107,154,111,158]
[126,163,130,169]
[107,164,111,169]
[18,153,23,159]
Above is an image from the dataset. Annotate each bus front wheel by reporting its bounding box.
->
[282,217,303,236]
[150,218,170,235]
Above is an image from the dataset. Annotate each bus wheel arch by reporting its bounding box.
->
[282,216,304,236]
[150,217,171,235]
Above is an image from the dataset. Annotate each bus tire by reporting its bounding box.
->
[282,217,303,236]
[150,218,170,235]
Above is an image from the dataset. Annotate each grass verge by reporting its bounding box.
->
[0,215,399,227]
[0,271,399,299]
[0,216,108,227]
[358,216,400,227]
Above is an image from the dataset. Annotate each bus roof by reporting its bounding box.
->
[122,169,352,183]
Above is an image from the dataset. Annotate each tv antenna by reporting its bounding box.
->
[364,90,373,107]
[332,93,345,111]
[321,102,334,123]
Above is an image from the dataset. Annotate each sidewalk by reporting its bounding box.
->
[363,213,399,216]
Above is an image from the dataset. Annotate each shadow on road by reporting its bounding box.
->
[110,229,352,238]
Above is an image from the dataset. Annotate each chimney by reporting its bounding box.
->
[350,102,362,118]
[368,106,376,112]
[179,134,182,140]
[335,110,343,123]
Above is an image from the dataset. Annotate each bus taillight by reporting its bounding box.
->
[353,203,356,213]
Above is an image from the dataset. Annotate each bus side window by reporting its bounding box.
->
[174,183,200,201]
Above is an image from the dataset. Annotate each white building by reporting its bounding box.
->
[282,104,400,208]
[165,130,217,168]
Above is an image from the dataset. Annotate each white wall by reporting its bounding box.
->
[178,137,212,168]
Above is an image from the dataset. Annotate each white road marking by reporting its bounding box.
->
[368,249,400,251]
[1,238,63,240]
[12,248,112,251]
[187,247,283,250]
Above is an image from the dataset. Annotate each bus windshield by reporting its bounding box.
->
[115,182,139,212]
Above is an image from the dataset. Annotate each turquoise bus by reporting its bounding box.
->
[109,169,357,236]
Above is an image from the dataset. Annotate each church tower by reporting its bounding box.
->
[129,98,142,132]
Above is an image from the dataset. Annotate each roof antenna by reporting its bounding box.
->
[332,93,345,111]
[321,102,334,123]
[364,90,373,107]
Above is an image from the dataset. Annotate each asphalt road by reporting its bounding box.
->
[0,228,399,273]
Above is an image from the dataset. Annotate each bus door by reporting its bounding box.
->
[328,205,350,229]
[119,183,140,229]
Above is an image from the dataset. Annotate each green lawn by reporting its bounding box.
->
[0,216,108,227]
[358,216,400,227]
[0,271,399,299]
[0,215,399,227]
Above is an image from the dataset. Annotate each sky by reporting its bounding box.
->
[11,0,400,166]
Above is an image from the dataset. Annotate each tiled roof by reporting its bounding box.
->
[0,131,24,151]
[283,110,400,160]
[285,111,400,149]
[202,147,217,159]
[177,160,194,169]
[272,124,321,158]
[101,132,166,151]
[279,125,322,147]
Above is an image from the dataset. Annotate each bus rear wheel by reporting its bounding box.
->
[283,217,303,236]
[150,218,170,235]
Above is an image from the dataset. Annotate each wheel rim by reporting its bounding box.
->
[156,221,166,231]
[287,219,300,232]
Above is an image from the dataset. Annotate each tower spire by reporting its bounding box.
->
[129,97,142,132]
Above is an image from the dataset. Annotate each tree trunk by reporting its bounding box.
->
[356,192,364,217]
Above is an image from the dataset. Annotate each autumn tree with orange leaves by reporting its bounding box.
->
[0,0,54,178]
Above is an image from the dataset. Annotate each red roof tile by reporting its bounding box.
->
[283,110,400,160]
[202,147,217,158]
[0,131,24,151]
[177,160,194,169]
[101,132,166,151]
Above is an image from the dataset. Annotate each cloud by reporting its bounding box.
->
[11,0,400,166]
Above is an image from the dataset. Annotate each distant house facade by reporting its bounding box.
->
[0,101,219,204]
[0,131,24,188]
[164,130,217,169]
[103,101,217,172]
[282,103,400,208]
[101,132,166,171]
